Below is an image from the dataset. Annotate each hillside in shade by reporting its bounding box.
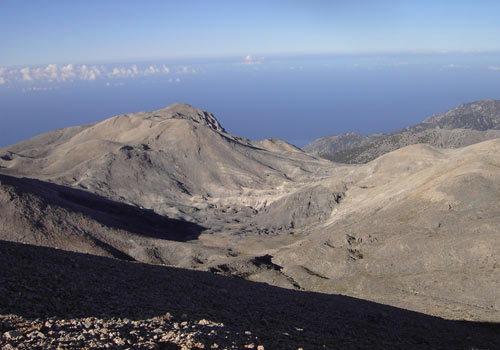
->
[1,240,500,350]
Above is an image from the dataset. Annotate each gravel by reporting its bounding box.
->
[1,240,499,350]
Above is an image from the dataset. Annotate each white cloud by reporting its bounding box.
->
[110,67,121,76]
[79,65,101,80]
[20,67,32,81]
[242,55,262,65]
[7,61,184,84]
[60,64,76,81]
[108,65,136,78]
[144,65,160,75]
[16,63,77,82]
[31,67,45,80]
[488,66,500,71]
[44,64,58,80]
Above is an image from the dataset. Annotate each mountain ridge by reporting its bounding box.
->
[303,99,500,163]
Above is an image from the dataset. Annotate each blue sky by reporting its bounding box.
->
[1,1,500,148]
[2,0,500,66]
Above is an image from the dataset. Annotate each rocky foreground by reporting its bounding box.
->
[1,240,500,350]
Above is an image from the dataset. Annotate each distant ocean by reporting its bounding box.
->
[1,52,500,148]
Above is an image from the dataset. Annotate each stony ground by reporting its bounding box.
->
[1,240,500,350]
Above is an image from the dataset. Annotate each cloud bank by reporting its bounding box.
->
[0,62,183,85]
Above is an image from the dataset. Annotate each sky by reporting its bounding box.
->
[2,0,500,66]
[1,1,500,148]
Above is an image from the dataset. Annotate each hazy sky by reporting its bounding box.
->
[2,0,500,66]
[2,1,500,148]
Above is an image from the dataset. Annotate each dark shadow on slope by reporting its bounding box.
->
[0,240,499,350]
[0,174,205,242]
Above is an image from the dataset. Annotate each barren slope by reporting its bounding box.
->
[273,139,500,321]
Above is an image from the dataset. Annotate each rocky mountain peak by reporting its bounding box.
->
[148,103,226,133]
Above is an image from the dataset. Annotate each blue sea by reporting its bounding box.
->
[1,52,500,148]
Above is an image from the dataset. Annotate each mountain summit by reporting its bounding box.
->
[137,103,227,133]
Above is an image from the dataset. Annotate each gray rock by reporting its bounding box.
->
[3,330,20,340]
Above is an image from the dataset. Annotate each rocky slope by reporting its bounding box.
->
[304,99,500,163]
[274,139,500,321]
[2,240,500,350]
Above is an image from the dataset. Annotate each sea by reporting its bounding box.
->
[1,52,500,148]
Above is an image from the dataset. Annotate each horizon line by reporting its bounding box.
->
[3,49,500,69]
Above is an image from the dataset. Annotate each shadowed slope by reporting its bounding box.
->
[0,174,208,264]
[1,240,500,350]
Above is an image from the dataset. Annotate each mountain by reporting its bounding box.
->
[1,103,500,325]
[303,99,500,163]
[0,103,340,267]
[0,103,334,227]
